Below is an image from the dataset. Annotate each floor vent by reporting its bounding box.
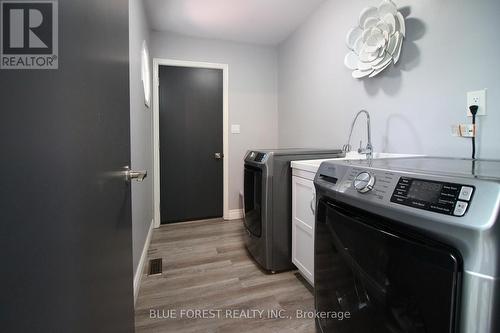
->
[148,258,163,276]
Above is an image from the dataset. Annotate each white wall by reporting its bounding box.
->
[151,32,279,210]
[129,0,153,275]
[278,0,500,159]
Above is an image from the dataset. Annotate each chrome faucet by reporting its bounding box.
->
[342,110,373,159]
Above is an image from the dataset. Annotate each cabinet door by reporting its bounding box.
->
[292,175,316,285]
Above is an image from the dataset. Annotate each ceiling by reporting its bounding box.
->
[144,0,326,45]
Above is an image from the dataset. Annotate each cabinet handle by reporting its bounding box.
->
[310,193,316,215]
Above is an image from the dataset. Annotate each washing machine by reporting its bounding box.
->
[314,156,500,333]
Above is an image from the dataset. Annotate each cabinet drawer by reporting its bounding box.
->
[292,175,315,285]
[292,176,315,229]
[292,222,314,285]
[292,168,316,181]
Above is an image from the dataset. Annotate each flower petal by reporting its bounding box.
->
[357,59,373,71]
[393,33,403,63]
[386,32,399,55]
[344,52,359,70]
[369,54,387,67]
[366,28,383,44]
[396,12,406,37]
[359,48,379,62]
[353,36,364,54]
[373,52,392,70]
[362,28,372,42]
[365,33,379,47]
[377,36,387,48]
[378,45,387,58]
[376,21,391,36]
[382,13,396,35]
[352,68,374,79]
[364,42,379,53]
[364,17,379,29]
[346,27,363,49]
[359,7,378,28]
[369,60,392,77]
[378,0,397,17]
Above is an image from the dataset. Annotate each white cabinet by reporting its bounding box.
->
[291,169,316,286]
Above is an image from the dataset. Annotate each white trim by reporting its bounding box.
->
[152,58,230,228]
[227,209,244,220]
[134,219,154,305]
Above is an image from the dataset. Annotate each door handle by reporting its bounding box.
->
[214,152,223,160]
[310,193,316,215]
[124,166,147,182]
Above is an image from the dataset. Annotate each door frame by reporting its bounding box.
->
[152,58,229,227]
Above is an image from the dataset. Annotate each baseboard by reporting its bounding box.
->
[134,219,154,305]
[226,209,244,220]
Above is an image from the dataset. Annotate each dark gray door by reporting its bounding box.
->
[159,65,223,223]
[0,1,134,332]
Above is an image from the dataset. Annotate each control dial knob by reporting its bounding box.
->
[353,172,375,193]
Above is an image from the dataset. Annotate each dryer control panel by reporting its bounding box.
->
[246,151,267,163]
[390,177,474,217]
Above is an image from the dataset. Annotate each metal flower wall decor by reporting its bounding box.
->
[344,0,405,79]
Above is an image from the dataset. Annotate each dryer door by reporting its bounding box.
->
[315,198,462,333]
[244,164,263,237]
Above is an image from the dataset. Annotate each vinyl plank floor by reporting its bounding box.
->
[134,219,315,332]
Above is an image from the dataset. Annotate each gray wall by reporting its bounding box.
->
[129,0,153,275]
[151,32,279,210]
[278,0,500,159]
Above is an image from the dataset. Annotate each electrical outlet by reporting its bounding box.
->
[467,89,487,116]
[451,124,475,137]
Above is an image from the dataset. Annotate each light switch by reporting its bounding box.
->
[231,124,241,134]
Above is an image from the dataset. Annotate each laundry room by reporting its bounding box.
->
[1,0,499,332]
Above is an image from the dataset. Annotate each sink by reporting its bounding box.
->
[291,151,422,173]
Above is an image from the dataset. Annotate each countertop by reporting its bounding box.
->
[291,151,420,173]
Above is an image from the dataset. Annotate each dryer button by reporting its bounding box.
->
[454,201,468,217]
[458,186,473,201]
